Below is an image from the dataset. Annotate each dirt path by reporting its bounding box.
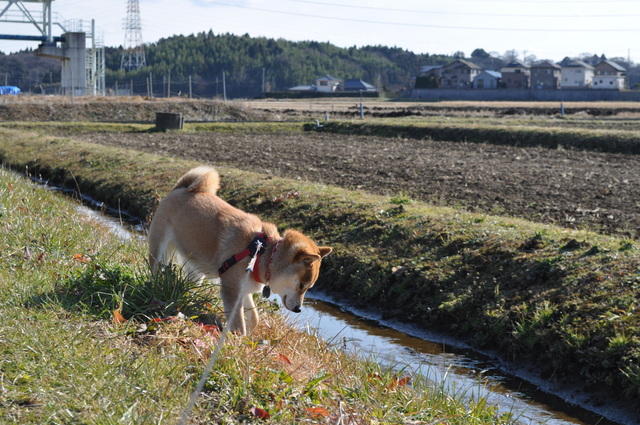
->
[76,131,640,239]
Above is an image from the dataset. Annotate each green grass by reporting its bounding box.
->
[307,121,640,154]
[0,120,305,135]
[1,123,639,415]
[0,167,517,424]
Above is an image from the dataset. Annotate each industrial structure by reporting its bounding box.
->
[120,0,145,71]
[0,0,105,95]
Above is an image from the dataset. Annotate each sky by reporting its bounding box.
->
[1,0,640,64]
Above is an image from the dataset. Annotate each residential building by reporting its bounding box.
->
[500,60,530,89]
[343,79,377,92]
[531,61,561,89]
[592,60,626,90]
[473,71,501,89]
[287,84,316,92]
[315,75,341,92]
[419,65,443,78]
[415,66,443,88]
[440,59,482,89]
[561,61,594,89]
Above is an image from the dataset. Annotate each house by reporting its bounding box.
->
[343,79,377,92]
[473,71,501,89]
[440,59,482,89]
[592,60,626,90]
[560,60,594,89]
[531,61,561,89]
[500,60,530,89]
[287,85,316,92]
[315,75,341,93]
[419,65,443,77]
[415,66,443,88]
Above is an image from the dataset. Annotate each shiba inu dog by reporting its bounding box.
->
[148,166,332,335]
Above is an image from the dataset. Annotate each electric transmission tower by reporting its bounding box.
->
[120,0,146,71]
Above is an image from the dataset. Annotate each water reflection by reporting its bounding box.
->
[283,294,628,425]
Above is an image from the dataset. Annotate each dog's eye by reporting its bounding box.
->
[299,283,306,291]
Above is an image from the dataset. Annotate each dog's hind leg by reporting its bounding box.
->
[148,226,177,270]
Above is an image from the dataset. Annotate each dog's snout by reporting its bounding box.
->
[283,295,302,313]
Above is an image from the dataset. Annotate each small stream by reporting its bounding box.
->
[284,294,633,425]
[56,184,635,425]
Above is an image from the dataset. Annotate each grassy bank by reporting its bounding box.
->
[1,125,639,415]
[0,167,514,423]
[305,121,640,154]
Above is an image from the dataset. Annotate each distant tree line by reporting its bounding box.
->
[103,31,454,98]
[1,33,639,96]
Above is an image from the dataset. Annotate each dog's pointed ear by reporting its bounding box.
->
[295,247,332,267]
[296,252,321,268]
[318,247,332,258]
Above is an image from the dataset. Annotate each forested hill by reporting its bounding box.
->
[104,32,453,98]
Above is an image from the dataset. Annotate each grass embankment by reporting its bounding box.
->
[307,121,640,154]
[1,124,639,414]
[0,153,511,423]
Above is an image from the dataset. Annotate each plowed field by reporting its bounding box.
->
[74,130,640,239]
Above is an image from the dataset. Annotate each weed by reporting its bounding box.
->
[55,261,220,320]
[390,193,412,205]
[621,364,640,399]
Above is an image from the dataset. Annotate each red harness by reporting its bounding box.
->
[218,232,269,282]
[218,232,282,286]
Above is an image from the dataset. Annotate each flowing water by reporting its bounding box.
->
[284,293,635,425]
[62,188,635,425]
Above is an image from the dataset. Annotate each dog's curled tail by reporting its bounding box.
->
[173,165,221,194]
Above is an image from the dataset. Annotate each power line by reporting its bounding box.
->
[283,0,640,19]
[211,1,640,32]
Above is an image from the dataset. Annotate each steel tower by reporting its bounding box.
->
[120,0,145,71]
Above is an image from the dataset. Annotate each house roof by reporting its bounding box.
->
[443,59,482,70]
[531,61,561,69]
[316,75,341,82]
[596,60,626,72]
[343,79,376,91]
[564,60,594,70]
[420,65,442,73]
[288,85,316,92]
[503,60,528,68]
[478,71,501,79]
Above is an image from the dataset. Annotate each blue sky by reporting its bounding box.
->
[1,0,639,63]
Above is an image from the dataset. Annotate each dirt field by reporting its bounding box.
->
[72,130,640,239]
[4,98,638,238]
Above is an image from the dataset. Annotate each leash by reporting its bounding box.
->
[179,233,285,423]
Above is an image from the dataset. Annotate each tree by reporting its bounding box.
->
[502,49,519,63]
[471,48,490,59]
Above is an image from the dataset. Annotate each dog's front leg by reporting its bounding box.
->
[244,294,259,335]
[220,277,247,335]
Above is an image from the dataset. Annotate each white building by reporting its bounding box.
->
[560,61,594,89]
[592,60,626,90]
[315,75,341,93]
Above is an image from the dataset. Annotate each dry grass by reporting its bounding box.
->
[241,97,640,111]
[11,94,640,111]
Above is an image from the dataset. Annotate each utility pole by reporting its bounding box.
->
[120,0,146,71]
[222,72,227,101]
